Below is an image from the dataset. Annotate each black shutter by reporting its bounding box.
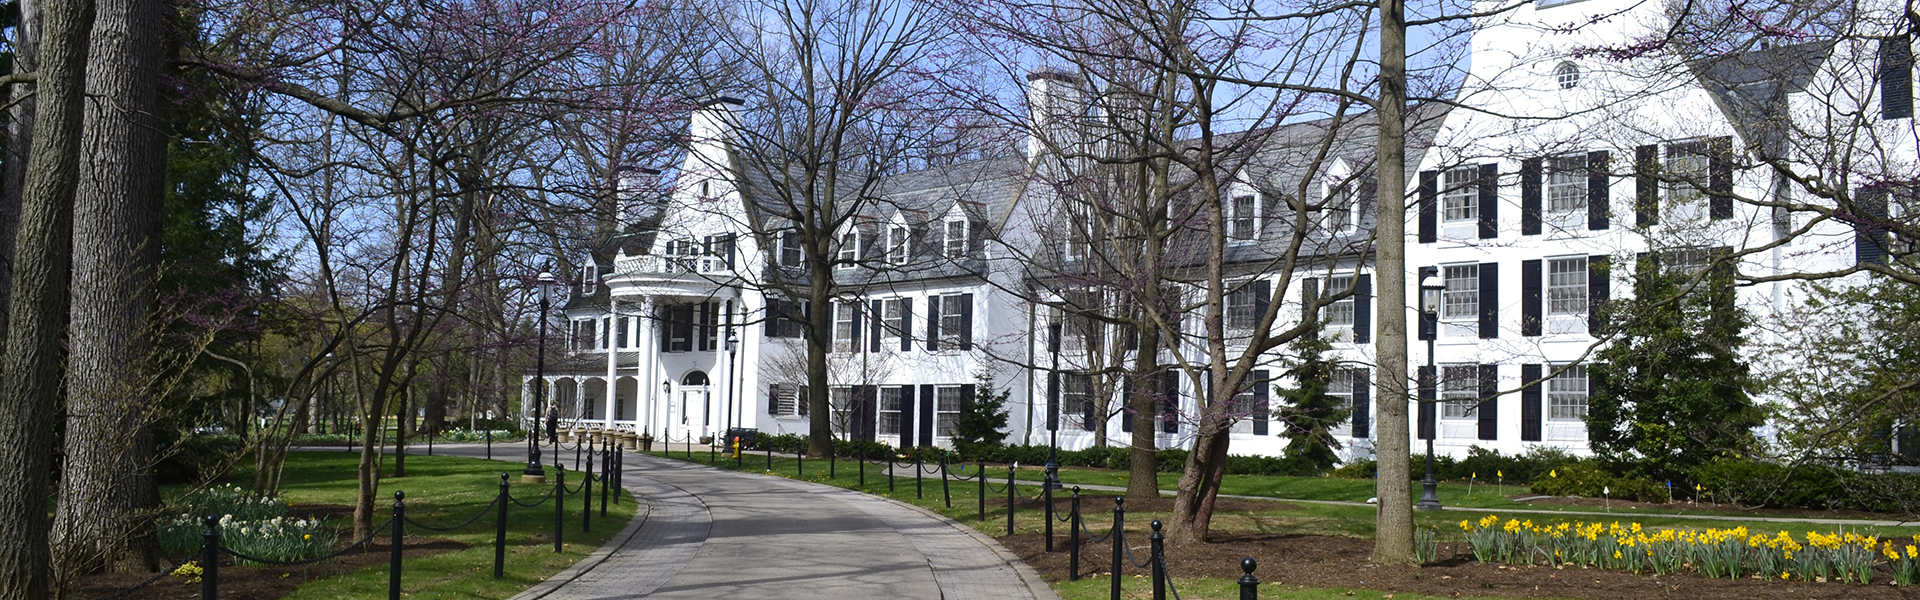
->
[1521,259,1542,337]
[1520,364,1543,442]
[1709,136,1734,220]
[798,385,810,416]
[925,295,941,351]
[1520,158,1542,235]
[1417,266,1438,341]
[695,304,709,352]
[1253,278,1271,323]
[1588,150,1611,230]
[1477,364,1498,441]
[1478,163,1499,239]
[1354,274,1373,344]
[960,384,976,427]
[1350,368,1371,439]
[1418,170,1438,243]
[1588,255,1610,335]
[824,302,836,346]
[1882,35,1913,119]
[899,385,917,447]
[1478,262,1499,339]
[870,299,883,352]
[918,384,935,445]
[958,294,975,350]
[858,385,878,442]
[1251,370,1270,436]
[1857,186,1891,265]
[764,299,782,337]
[1417,365,1436,440]
[724,233,737,269]
[900,298,914,351]
[1635,144,1659,226]
[768,385,779,416]
[848,301,862,352]
[1301,277,1320,332]
[1081,376,1097,432]
[1159,372,1179,434]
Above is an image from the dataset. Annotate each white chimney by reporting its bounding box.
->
[1024,68,1084,161]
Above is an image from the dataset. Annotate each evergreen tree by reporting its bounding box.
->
[1589,252,1762,481]
[1276,335,1348,471]
[954,369,1010,459]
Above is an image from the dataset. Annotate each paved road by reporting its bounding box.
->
[412,443,1059,600]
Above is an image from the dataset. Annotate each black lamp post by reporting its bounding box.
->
[1417,274,1444,511]
[724,327,738,446]
[1044,321,1062,490]
[525,271,555,482]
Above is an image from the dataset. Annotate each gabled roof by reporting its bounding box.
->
[1690,41,1834,158]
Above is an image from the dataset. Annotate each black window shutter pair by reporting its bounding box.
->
[898,385,917,447]
[1418,170,1438,243]
[1251,370,1270,436]
[1416,365,1436,440]
[1478,163,1499,239]
[1354,274,1373,344]
[1520,364,1543,442]
[1857,186,1892,265]
[1079,376,1097,432]
[1477,364,1498,441]
[1416,266,1437,341]
[1882,35,1914,120]
[1349,368,1371,439]
[1478,262,1499,339]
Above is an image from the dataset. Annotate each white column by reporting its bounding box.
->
[638,298,657,435]
[606,298,620,428]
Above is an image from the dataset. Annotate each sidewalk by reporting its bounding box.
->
[416,444,1061,600]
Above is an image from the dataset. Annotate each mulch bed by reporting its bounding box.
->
[1003,530,1920,600]
[1515,496,1911,521]
[72,504,469,600]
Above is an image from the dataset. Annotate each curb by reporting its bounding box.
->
[506,477,659,599]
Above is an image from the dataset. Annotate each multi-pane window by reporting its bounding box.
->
[1547,257,1588,316]
[1327,276,1355,328]
[1665,141,1709,205]
[1325,184,1356,233]
[887,225,909,264]
[880,298,904,347]
[1441,265,1479,320]
[1442,168,1478,222]
[779,231,803,268]
[935,385,964,437]
[1226,284,1260,329]
[1229,195,1257,240]
[701,234,731,272]
[1548,364,1589,420]
[940,295,967,347]
[833,301,858,353]
[1548,154,1588,212]
[665,239,698,273]
[945,220,968,257]
[1328,368,1355,428]
[878,387,904,436]
[837,232,859,269]
[1663,246,1712,276]
[572,319,597,351]
[1063,373,1095,431]
[1441,365,1479,419]
[769,384,801,417]
[1555,61,1579,89]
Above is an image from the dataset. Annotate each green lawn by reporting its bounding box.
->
[197,452,635,600]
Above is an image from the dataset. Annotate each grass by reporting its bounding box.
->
[190,451,636,600]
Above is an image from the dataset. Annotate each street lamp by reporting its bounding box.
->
[1045,320,1062,491]
[525,271,556,482]
[1417,274,1444,511]
[724,327,738,450]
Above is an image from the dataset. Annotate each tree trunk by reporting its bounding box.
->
[50,0,169,577]
[0,0,93,593]
[1125,325,1161,501]
[394,385,409,478]
[806,273,832,457]
[1370,0,1416,567]
[1168,427,1229,543]
[0,0,37,348]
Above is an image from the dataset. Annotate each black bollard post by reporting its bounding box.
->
[583,447,593,533]
[1045,478,1055,553]
[796,446,804,477]
[486,428,492,460]
[829,444,836,479]
[495,474,509,579]
[576,432,583,467]
[553,466,565,553]
[1149,519,1166,600]
[390,491,405,600]
[1069,488,1082,582]
[977,464,987,522]
[428,430,434,456]
[858,446,866,487]
[1006,464,1017,536]
[709,434,716,465]
[1238,557,1260,600]
[1110,497,1126,600]
[941,454,952,509]
[765,438,773,471]
[600,440,610,518]
[614,446,624,505]
[888,454,895,492]
[915,454,923,499]
[201,514,220,600]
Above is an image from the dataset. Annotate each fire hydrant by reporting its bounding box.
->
[732,436,742,459]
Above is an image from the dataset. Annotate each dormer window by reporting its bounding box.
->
[944,220,968,257]
[888,225,910,264]
[1324,183,1357,234]
[580,264,597,295]
[1228,194,1257,241]
[778,230,804,268]
[1555,62,1579,90]
[837,231,859,269]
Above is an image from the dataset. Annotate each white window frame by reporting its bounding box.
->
[837,231,859,269]
[580,264,598,295]
[572,318,596,351]
[1325,183,1357,234]
[940,296,967,347]
[1440,365,1478,419]
[879,387,904,436]
[1548,364,1589,420]
[830,386,855,437]
[1547,153,1588,213]
[887,225,909,265]
[935,385,964,438]
[880,298,904,348]
[1328,368,1355,431]
[665,239,698,274]
[944,219,968,258]
[1062,373,1094,430]
[1665,140,1709,207]
[1547,257,1588,316]
[1225,285,1259,330]
[701,234,729,273]
[1326,275,1356,331]
[1228,194,1258,241]
[1441,264,1478,322]
[778,231,803,268]
[1442,168,1478,222]
[833,301,858,353]
[1555,61,1579,90]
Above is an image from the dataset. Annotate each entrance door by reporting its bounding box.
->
[675,371,712,442]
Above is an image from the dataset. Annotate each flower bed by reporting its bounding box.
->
[157,484,338,565]
[1460,514,1920,585]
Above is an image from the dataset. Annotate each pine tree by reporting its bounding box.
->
[954,369,1010,459]
[1276,335,1348,472]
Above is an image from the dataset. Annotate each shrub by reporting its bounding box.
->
[1331,459,1376,479]
[1527,462,1665,502]
[1690,458,1920,513]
